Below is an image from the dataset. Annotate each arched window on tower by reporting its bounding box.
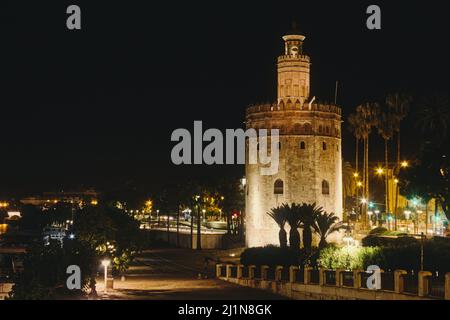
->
[304,123,312,134]
[322,180,330,195]
[300,141,306,150]
[322,142,327,150]
[274,179,284,195]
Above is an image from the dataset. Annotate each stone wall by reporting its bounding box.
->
[217,264,450,300]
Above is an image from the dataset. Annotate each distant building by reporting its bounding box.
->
[20,190,99,208]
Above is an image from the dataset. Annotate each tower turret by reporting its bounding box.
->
[277,33,311,106]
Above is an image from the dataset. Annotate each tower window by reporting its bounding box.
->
[278,142,281,151]
[300,141,306,150]
[304,123,312,134]
[323,142,327,150]
[274,179,284,195]
[322,180,330,195]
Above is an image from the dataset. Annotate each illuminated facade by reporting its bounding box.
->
[245,31,343,247]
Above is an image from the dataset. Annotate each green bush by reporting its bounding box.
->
[240,246,304,267]
[317,246,384,270]
[369,227,387,235]
[362,235,418,247]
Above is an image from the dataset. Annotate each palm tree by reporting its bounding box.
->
[312,211,344,248]
[386,93,411,229]
[342,161,357,221]
[356,103,379,229]
[286,203,302,250]
[377,108,395,228]
[297,203,324,254]
[266,204,289,248]
[348,112,364,178]
[415,94,450,145]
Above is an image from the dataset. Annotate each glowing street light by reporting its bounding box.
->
[101,259,111,293]
[360,198,368,205]
[401,161,409,168]
[353,172,359,178]
[357,181,363,188]
[404,210,411,220]
[376,167,384,175]
[342,235,354,247]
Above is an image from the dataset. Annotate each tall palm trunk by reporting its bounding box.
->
[303,226,312,254]
[289,227,300,250]
[384,139,390,230]
[394,131,400,230]
[196,205,202,250]
[363,136,369,229]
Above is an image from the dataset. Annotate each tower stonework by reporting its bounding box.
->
[245,32,343,248]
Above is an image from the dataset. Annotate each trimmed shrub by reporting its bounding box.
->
[362,235,418,247]
[317,246,384,270]
[369,227,387,235]
[240,246,305,267]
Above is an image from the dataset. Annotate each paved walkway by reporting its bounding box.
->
[95,248,285,300]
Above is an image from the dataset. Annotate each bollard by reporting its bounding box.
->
[394,270,408,294]
[418,271,432,297]
[216,264,224,278]
[354,269,363,289]
[319,268,326,286]
[261,265,269,280]
[336,269,344,287]
[275,266,283,282]
[445,273,450,300]
[226,264,233,278]
[304,267,313,284]
[289,266,299,283]
[237,265,244,279]
[248,265,256,280]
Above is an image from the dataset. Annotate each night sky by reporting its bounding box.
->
[2,1,449,196]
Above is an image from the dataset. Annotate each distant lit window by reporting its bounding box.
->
[322,180,330,195]
[274,179,284,195]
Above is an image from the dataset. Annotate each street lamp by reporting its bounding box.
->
[401,161,409,168]
[101,259,110,294]
[404,210,411,233]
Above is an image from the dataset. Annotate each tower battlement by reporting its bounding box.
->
[277,55,310,63]
[246,102,342,116]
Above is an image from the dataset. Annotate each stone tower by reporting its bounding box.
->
[245,31,343,248]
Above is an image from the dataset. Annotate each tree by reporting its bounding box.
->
[386,93,411,226]
[8,239,96,299]
[285,203,302,250]
[415,94,450,146]
[376,107,395,228]
[355,103,379,228]
[266,204,288,248]
[348,112,364,179]
[297,203,324,254]
[312,211,344,248]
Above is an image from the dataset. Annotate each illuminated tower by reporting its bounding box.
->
[245,31,343,248]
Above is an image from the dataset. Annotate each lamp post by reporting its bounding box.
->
[404,210,411,233]
[101,259,110,294]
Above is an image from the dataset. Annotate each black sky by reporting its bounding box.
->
[1,1,450,195]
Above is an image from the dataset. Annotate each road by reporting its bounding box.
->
[96,248,286,300]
